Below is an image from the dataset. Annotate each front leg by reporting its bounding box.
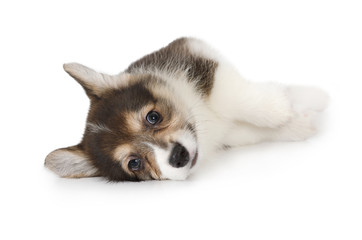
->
[209,63,293,128]
[221,85,329,146]
[235,81,293,128]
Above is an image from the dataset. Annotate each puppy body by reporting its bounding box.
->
[45,38,328,181]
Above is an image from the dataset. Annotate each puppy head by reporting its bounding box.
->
[45,63,198,181]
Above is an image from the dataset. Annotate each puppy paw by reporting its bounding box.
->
[278,110,318,141]
[287,85,329,113]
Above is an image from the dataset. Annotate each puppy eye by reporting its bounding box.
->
[146,111,161,125]
[128,158,142,171]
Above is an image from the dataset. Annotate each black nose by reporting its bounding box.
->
[169,143,190,168]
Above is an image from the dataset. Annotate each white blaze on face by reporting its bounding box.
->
[176,130,198,161]
[150,130,198,180]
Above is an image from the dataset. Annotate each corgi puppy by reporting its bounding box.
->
[45,37,328,181]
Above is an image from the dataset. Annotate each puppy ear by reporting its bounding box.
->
[63,63,126,99]
[45,145,99,178]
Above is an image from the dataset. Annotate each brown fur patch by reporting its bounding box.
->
[126,37,218,97]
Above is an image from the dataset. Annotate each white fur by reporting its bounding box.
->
[287,85,329,113]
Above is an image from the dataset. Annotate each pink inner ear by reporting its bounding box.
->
[45,146,99,178]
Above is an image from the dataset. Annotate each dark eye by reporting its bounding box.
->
[128,158,142,171]
[146,111,161,125]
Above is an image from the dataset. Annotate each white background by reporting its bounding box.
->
[1,0,361,239]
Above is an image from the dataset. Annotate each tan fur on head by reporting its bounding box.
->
[124,104,155,133]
